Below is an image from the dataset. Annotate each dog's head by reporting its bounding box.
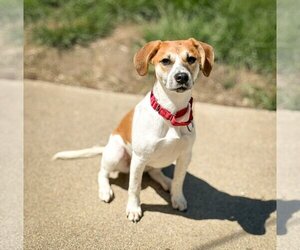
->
[134,38,214,93]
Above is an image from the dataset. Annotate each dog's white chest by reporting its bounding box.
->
[147,126,194,168]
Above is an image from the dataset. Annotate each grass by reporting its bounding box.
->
[24,0,277,110]
[143,0,276,75]
[241,84,276,110]
[25,0,276,74]
[25,0,115,48]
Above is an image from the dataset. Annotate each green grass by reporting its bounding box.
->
[25,0,276,74]
[143,0,276,74]
[25,0,276,110]
[25,0,115,48]
[25,0,161,48]
[241,84,276,110]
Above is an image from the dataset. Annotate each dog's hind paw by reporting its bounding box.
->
[161,176,172,192]
[171,194,187,211]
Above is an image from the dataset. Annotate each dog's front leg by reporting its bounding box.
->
[171,152,192,211]
[126,152,146,222]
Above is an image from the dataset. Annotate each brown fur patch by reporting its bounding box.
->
[134,40,161,76]
[149,39,214,77]
[151,40,200,65]
[112,109,134,144]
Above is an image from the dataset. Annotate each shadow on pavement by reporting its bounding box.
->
[277,200,300,235]
[110,165,299,235]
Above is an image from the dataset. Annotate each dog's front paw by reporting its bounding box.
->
[126,203,142,223]
[99,186,114,203]
[171,194,187,211]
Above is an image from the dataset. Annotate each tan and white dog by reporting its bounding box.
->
[53,38,214,222]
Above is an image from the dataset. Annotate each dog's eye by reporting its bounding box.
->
[161,58,171,65]
[187,56,197,64]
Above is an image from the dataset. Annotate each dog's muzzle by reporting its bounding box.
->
[173,72,191,92]
[174,72,189,84]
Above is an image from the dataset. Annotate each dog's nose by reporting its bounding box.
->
[174,72,189,84]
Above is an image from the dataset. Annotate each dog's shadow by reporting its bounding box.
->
[110,165,300,235]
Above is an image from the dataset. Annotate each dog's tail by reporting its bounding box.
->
[52,146,104,160]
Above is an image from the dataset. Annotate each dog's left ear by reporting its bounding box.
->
[189,38,214,77]
[134,40,161,76]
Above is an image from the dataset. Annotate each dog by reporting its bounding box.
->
[53,38,214,222]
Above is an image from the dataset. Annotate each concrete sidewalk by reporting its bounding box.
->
[0,80,23,250]
[24,80,276,249]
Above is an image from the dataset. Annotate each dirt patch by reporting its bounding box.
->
[25,24,274,109]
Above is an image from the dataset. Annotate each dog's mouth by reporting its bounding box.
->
[175,86,189,93]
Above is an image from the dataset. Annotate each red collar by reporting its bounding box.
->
[150,91,193,126]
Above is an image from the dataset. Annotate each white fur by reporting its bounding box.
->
[54,44,200,223]
[52,146,104,160]
[124,89,195,221]
[103,53,197,222]
[166,55,193,90]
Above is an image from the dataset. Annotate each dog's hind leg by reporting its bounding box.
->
[148,168,172,192]
[98,167,114,203]
[98,135,130,202]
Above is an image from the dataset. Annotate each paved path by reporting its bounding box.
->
[0,79,23,250]
[277,110,300,249]
[24,80,277,249]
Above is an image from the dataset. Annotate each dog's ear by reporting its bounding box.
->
[189,38,214,77]
[134,40,161,76]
